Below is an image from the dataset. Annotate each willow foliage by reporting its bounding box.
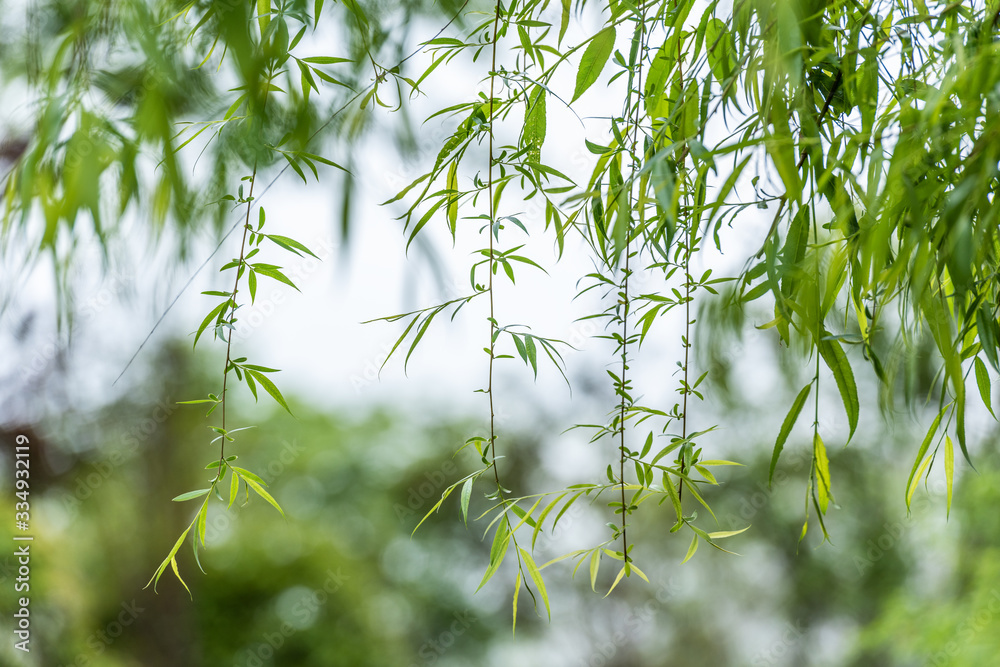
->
[3,0,1000,622]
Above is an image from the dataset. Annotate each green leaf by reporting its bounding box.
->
[245,369,259,401]
[267,234,320,259]
[477,520,510,592]
[299,151,349,173]
[245,369,292,414]
[525,335,538,379]
[532,493,565,550]
[170,556,192,600]
[194,300,230,348]
[301,56,352,64]
[242,364,281,373]
[172,488,211,502]
[977,306,999,371]
[770,382,812,487]
[813,432,832,514]
[145,525,192,594]
[681,533,698,564]
[196,498,209,546]
[589,549,600,591]
[191,524,206,575]
[229,468,240,510]
[818,337,859,441]
[559,0,571,44]
[522,85,547,164]
[239,473,286,518]
[282,153,308,183]
[945,435,954,519]
[572,26,616,102]
[952,359,974,468]
[704,18,735,85]
[907,449,934,508]
[510,501,539,530]
[460,477,473,527]
[230,466,267,487]
[662,472,683,529]
[253,265,300,292]
[975,357,995,419]
[248,269,257,304]
[446,160,459,238]
[707,526,751,539]
[604,564,628,597]
[256,0,271,36]
[906,407,944,510]
[519,548,551,620]
[512,572,521,636]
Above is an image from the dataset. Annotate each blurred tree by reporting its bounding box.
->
[3,0,1000,634]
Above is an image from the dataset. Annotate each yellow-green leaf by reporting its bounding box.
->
[906,407,944,511]
[170,556,192,600]
[172,488,211,502]
[519,548,550,620]
[707,526,751,540]
[512,572,521,636]
[907,451,934,508]
[681,533,699,564]
[446,160,458,238]
[477,521,510,592]
[196,498,209,547]
[813,432,832,514]
[257,0,271,36]
[629,561,650,583]
[240,474,286,518]
[604,564,627,597]
[229,468,240,510]
[945,435,954,519]
[145,525,192,593]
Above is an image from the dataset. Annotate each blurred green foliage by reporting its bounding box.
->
[0,341,999,665]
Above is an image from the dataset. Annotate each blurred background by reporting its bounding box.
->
[2,0,1000,665]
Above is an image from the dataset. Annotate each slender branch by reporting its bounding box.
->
[217,64,275,477]
[617,2,648,565]
[484,0,527,591]
[216,164,257,477]
[487,0,501,507]
[676,0,688,503]
[619,250,630,557]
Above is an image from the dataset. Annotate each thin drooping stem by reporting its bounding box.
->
[676,0,689,503]
[487,0,501,503]
[680,206,689,447]
[483,0,530,599]
[217,63,274,477]
[679,246,690,502]
[217,163,257,477]
[617,3,646,563]
[619,250,630,555]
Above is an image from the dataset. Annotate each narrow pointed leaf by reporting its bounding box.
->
[818,337,859,441]
[519,548,550,620]
[572,26,616,102]
[770,382,811,486]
